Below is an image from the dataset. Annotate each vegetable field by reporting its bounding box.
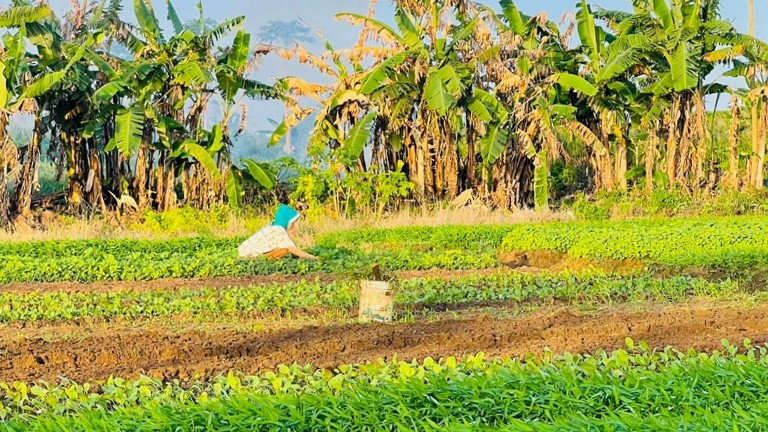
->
[2,216,768,430]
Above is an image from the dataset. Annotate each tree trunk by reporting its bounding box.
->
[405,137,419,192]
[434,130,446,198]
[423,125,436,198]
[466,121,478,190]
[747,100,760,188]
[614,124,628,191]
[13,117,44,215]
[645,130,658,191]
[65,132,85,210]
[755,99,767,188]
[163,163,176,211]
[134,119,157,209]
[676,109,692,187]
[0,167,9,228]
[446,136,459,198]
[0,111,11,227]
[135,146,149,208]
[665,97,681,186]
[726,97,741,189]
[593,116,615,192]
[155,155,165,211]
[415,137,426,198]
[693,94,709,187]
[87,142,106,212]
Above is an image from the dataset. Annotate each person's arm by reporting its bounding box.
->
[287,247,318,260]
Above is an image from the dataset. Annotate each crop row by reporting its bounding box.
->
[500,215,768,268]
[0,273,740,323]
[0,246,498,283]
[0,224,507,260]
[315,225,514,249]
[1,215,765,283]
[1,341,765,429]
[10,216,763,261]
[320,216,768,269]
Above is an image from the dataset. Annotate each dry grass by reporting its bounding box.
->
[297,205,573,245]
[0,211,267,243]
[0,204,574,244]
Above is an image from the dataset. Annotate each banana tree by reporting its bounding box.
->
[2,1,81,214]
[260,34,387,215]
[0,25,30,226]
[473,1,593,208]
[338,0,487,200]
[89,0,281,210]
[216,28,283,208]
[572,0,660,192]
[713,10,768,189]
[592,0,758,189]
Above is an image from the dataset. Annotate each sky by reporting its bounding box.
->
[15,0,768,132]
[34,0,764,45]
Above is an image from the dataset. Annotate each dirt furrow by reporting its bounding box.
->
[1,302,766,383]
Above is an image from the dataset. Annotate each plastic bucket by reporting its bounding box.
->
[358,280,394,323]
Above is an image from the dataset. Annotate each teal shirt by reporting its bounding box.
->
[272,205,300,230]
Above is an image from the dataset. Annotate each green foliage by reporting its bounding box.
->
[226,169,245,207]
[500,215,768,269]
[291,164,414,217]
[241,159,276,189]
[0,272,737,323]
[479,124,509,164]
[178,140,221,180]
[164,0,184,35]
[106,106,144,156]
[5,343,768,429]
[339,166,413,215]
[552,73,597,96]
[568,189,768,219]
[0,232,498,283]
[569,192,613,220]
[342,112,377,160]
[0,4,52,28]
[316,225,514,250]
[132,205,264,236]
[3,215,767,283]
[0,0,283,216]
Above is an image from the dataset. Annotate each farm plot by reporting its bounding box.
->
[2,216,768,429]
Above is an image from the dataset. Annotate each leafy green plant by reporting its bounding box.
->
[0,234,499,283]
[500,215,768,269]
[0,272,739,323]
[4,342,768,429]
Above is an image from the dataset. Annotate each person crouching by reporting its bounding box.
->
[238,204,318,261]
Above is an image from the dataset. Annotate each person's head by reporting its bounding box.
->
[273,204,301,237]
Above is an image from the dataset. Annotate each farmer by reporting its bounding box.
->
[238,204,318,260]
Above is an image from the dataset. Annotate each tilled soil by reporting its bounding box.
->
[2,302,766,383]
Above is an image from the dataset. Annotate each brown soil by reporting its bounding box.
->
[498,250,646,273]
[0,268,515,295]
[3,301,767,384]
